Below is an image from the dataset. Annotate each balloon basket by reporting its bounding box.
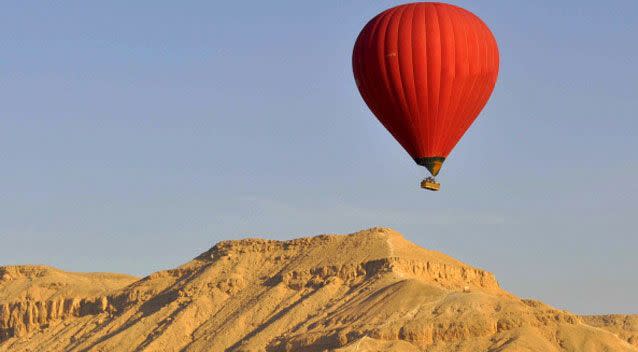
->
[421,177,441,191]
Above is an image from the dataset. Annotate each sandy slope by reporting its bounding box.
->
[1,228,636,351]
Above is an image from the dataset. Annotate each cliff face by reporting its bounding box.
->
[0,228,636,352]
[0,265,136,341]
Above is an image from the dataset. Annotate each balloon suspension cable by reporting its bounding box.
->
[420,176,441,192]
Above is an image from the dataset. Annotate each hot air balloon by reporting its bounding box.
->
[352,2,499,191]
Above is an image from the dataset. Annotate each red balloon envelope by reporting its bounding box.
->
[352,2,499,180]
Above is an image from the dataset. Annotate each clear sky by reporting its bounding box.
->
[1,1,637,315]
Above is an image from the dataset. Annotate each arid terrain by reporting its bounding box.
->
[1,228,636,351]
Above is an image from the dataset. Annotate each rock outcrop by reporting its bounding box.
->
[0,228,636,351]
[0,265,136,341]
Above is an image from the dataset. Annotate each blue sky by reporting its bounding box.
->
[1,1,637,314]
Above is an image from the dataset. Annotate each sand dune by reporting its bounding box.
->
[1,228,636,351]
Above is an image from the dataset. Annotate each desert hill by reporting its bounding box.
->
[1,228,636,351]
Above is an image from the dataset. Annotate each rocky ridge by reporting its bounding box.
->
[0,228,636,351]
